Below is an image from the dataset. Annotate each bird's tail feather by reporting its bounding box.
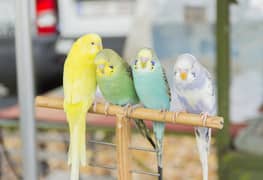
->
[66,104,87,180]
[153,122,165,180]
[134,119,155,149]
[153,122,165,142]
[194,127,211,180]
[70,125,80,180]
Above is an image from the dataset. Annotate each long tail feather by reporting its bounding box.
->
[194,127,211,180]
[153,122,165,180]
[71,125,80,180]
[134,119,155,149]
[66,104,87,180]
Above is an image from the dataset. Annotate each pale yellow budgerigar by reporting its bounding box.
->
[63,34,103,180]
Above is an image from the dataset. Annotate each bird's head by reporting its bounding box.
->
[75,33,103,60]
[133,48,157,72]
[173,54,201,85]
[94,49,121,77]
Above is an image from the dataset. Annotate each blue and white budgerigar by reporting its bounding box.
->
[132,48,171,179]
[172,54,216,180]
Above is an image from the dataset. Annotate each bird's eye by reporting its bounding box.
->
[91,42,95,45]
[109,65,114,69]
[151,61,155,66]
[134,59,138,65]
[192,72,196,77]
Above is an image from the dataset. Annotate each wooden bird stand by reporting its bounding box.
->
[35,96,224,179]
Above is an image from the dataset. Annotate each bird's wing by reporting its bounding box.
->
[63,57,74,104]
[201,66,215,97]
[201,67,216,115]
[162,66,171,102]
[63,55,96,107]
[121,58,134,80]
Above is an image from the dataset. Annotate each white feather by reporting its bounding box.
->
[173,54,216,180]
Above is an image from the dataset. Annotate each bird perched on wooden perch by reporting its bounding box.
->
[172,54,216,180]
[132,48,171,180]
[94,49,155,148]
[63,34,103,180]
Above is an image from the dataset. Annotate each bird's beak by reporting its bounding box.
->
[98,64,105,70]
[141,62,146,68]
[140,57,149,68]
[97,43,103,51]
[95,59,106,74]
[180,71,188,80]
[93,43,103,55]
[97,63,105,74]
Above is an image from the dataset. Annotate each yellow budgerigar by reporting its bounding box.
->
[63,34,103,180]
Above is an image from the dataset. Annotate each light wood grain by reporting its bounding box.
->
[35,96,224,129]
[116,114,132,180]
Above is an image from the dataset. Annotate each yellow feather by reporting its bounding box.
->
[63,34,102,180]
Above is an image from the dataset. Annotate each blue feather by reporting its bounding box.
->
[132,48,170,175]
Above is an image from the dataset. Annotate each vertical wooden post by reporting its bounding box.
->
[116,114,132,180]
[216,0,231,153]
[216,0,230,179]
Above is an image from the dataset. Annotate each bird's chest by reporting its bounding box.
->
[134,72,170,109]
[179,88,203,107]
[98,74,137,105]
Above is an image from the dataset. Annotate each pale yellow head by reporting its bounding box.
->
[74,33,103,60]
[134,48,155,71]
[94,49,121,77]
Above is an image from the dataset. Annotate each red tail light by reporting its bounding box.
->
[36,0,57,35]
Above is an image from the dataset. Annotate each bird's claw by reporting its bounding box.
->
[127,104,144,116]
[200,112,209,126]
[172,110,187,123]
[104,102,110,116]
[93,101,97,112]
[159,109,168,120]
[172,112,179,123]
[122,104,131,117]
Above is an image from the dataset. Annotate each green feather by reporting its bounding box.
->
[95,49,155,148]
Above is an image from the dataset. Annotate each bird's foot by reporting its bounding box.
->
[92,101,98,112]
[104,102,110,116]
[172,110,187,123]
[159,109,168,120]
[122,104,132,117]
[200,112,209,126]
[127,104,144,117]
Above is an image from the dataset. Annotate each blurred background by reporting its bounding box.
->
[0,0,262,179]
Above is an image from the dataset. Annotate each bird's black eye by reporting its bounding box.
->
[91,42,95,45]
[151,61,155,66]
[109,65,114,69]
[134,59,138,65]
[192,72,196,77]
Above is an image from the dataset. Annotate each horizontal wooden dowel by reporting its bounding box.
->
[35,96,224,129]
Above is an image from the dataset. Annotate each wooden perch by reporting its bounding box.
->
[35,96,224,130]
[116,114,132,180]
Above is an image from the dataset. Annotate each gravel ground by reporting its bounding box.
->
[0,129,218,180]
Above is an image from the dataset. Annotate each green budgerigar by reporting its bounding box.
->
[94,49,155,148]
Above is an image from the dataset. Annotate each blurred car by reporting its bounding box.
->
[0,0,135,98]
[0,0,62,97]
[55,0,134,56]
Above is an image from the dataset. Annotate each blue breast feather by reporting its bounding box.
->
[133,64,170,110]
